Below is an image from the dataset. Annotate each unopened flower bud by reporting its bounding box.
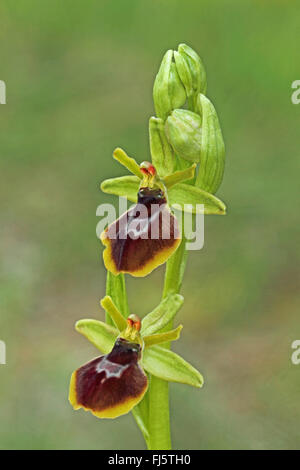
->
[195,94,225,194]
[149,116,175,177]
[177,44,207,96]
[153,50,186,121]
[173,50,193,98]
[165,109,202,163]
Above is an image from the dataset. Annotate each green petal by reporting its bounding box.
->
[75,319,118,354]
[113,148,142,179]
[142,345,204,388]
[163,164,196,188]
[100,296,127,332]
[101,175,139,202]
[144,325,182,348]
[168,182,226,215]
[195,94,225,194]
[141,294,184,336]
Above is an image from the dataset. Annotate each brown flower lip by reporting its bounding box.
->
[101,186,181,277]
[69,337,148,419]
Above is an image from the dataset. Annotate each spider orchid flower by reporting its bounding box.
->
[69,294,203,419]
[100,148,226,278]
[101,161,182,277]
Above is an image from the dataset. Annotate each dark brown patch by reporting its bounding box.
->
[102,187,181,275]
[75,339,147,413]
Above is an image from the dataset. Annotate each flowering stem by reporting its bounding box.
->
[163,234,188,299]
[147,235,188,450]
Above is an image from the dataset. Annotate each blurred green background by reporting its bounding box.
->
[0,0,299,450]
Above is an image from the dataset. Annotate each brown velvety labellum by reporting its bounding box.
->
[101,187,181,277]
[69,338,148,419]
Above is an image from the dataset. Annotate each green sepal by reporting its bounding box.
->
[142,345,204,388]
[175,155,196,186]
[195,94,225,194]
[165,109,202,163]
[144,325,182,348]
[149,116,175,177]
[178,44,207,95]
[100,177,226,215]
[169,183,226,215]
[100,296,127,332]
[153,50,186,121]
[169,62,187,110]
[75,319,118,354]
[141,294,184,336]
[174,50,193,98]
[163,164,196,188]
[101,175,139,202]
[113,148,142,179]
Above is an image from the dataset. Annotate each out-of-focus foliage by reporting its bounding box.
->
[0,0,299,450]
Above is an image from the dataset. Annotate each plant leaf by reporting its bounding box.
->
[141,294,184,336]
[113,148,142,179]
[168,182,226,214]
[101,175,139,202]
[75,319,118,354]
[100,296,127,332]
[142,345,204,388]
[144,325,182,348]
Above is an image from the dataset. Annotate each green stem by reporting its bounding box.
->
[105,272,129,325]
[148,376,171,449]
[147,235,188,450]
[163,234,188,299]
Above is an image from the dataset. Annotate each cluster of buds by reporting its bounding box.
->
[152,44,225,194]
